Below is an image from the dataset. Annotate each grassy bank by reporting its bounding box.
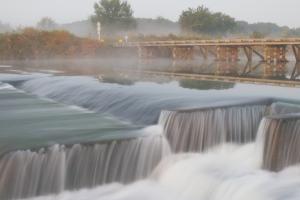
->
[0,28,104,60]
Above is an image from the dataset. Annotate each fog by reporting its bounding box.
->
[0,0,299,28]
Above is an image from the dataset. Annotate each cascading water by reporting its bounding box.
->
[159,101,270,152]
[24,144,300,200]
[256,115,300,172]
[0,82,171,199]
[0,136,170,200]
[2,73,300,200]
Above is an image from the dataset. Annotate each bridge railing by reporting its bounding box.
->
[115,38,300,47]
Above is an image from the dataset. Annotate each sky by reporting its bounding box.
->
[0,0,299,28]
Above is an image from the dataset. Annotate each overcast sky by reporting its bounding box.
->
[0,0,299,28]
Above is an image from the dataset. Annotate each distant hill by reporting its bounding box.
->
[59,17,180,37]
[135,17,180,35]
[58,18,300,38]
[233,21,293,37]
[0,17,294,38]
[59,20,95,38]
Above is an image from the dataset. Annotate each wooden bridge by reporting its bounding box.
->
[118,38,300,63]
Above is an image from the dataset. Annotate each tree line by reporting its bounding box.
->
[1,0,300,38]
[89,0,300,37]
[89,0,236,36]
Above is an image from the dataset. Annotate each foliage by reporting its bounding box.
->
[179,6,236,35]
[233,21,286,37]
[91,0,136,34]
[284,28,300,37]
[250,31,266,39]
[37,17,58,31]
[129,33,210,42]
[155,17,175,25]
[0,29,103,60]
[134,17,179,35]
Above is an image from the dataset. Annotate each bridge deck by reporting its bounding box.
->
[122,38,300,47]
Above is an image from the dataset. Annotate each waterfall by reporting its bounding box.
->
[23,143,300,200]
[159,102,269,152]
[2,73,300,200]
[256,115,300,172]
[0,135,171,200]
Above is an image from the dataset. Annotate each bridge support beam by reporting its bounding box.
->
[199,47,208,59]
[243,47,253,62]
[138,47,154,59]
[171,47,194,60]
[216,46,239,62]
[290,62,300,80]
[263,45,287,64]
[292,45,300,62]
[243,46,265,62]
[138,46,172,59]
[262,63,286,79]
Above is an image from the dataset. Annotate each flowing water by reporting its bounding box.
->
[23,144,300,200]
[0,81,170,199]
[1,64,300,200]
[258,114,300,172]
[159,102,269,152]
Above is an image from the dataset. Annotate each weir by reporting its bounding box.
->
[0,136,170,199]
[159,100,271,152]
[0,84,171,199]
[3,74,300,199]
[258,115,300,172]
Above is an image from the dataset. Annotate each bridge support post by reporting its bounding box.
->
[216,46,239,62]
[199,47,208,59]
[138,46,153,59]
[262,63,286,79]
[171,47,194,60]
[216,62,238,76]
[243,47,253,62]
[138,46,170,59]
[263,45,287,64]
[292,45,300,63]
[290,62,300,80]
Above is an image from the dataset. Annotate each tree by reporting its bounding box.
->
[91,0,136,34]
[37,17,57,31]
[179,6,236,35]
[250,31,266,39]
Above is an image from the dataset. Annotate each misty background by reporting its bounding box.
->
[0,0,300,37]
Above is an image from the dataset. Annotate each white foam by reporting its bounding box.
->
[68,105,94,113]
[23,143,300,200]
[142,125,164,136]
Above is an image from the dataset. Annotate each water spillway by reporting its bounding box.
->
[0,136,170,200]
[257,115,300,172]
[159,100,271,152]
[2,72,300,200]
[0,83,170,199]
[15,75,278,126]
[24,143,300,200]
